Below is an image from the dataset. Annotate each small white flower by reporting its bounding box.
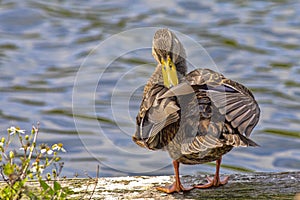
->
[7,126,25,135]
[31,167,36,173]
[39,166,44,174]
[19,146,29,151]
[30,165,44,174]
[41,148,53,155]
[18,129,25,134]
[52,143,66,152]
[47,149,53,154]
[31,162,44,174]
[7,126,16,135]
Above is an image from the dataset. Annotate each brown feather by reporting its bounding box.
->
[133,29,260,166]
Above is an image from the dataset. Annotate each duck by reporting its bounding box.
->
[132,28,260,193]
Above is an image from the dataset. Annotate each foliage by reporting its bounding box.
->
[0,123,73,199]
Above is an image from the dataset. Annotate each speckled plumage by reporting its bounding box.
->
[132,29,260,193]
[133,67,259,162]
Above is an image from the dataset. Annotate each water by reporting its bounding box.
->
[0,0,300,178]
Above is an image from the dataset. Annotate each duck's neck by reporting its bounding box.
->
[175,59,187,79]
[153,64,163,83]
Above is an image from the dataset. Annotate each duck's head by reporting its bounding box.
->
[152,28,187,88]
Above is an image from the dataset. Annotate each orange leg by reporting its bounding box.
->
[156,160,193,193]
[194,157,229,189]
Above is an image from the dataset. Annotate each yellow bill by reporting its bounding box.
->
[161,56,178,88]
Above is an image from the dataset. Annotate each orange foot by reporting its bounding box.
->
[194,176,229,189]
[157,182,193,194]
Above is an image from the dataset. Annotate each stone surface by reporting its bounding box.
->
[1,172,299,199]
[67,171,300,199]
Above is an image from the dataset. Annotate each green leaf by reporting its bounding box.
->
[53,181,62,191]
[40,179,55,196]
[3,163,14,176]
[39,179,50,191]
[65,187,74,195]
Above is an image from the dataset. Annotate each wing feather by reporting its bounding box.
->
[179,69,260,154]
[133,84,180,150]
[134,68,260,154]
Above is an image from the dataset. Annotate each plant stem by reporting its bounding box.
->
[20,123,39,180]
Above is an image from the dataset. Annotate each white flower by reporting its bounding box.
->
[52,143,66,152]
[31,166,44,173]
[7,126,25,135]
[40,144,54,155]
[17,129,25,134]
[31,162,44,174]
[19,146,28,151]
[41,148,53,155]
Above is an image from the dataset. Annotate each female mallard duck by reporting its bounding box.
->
[133,28,260,193]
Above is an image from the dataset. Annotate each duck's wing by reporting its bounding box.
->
[160,68,260,153]
[133,84,180,150]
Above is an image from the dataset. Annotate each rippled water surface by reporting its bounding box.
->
[1,0,300,177]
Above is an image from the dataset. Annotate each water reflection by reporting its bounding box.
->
[0,0,299,177]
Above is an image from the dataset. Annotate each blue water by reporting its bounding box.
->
[0,0,300,178]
